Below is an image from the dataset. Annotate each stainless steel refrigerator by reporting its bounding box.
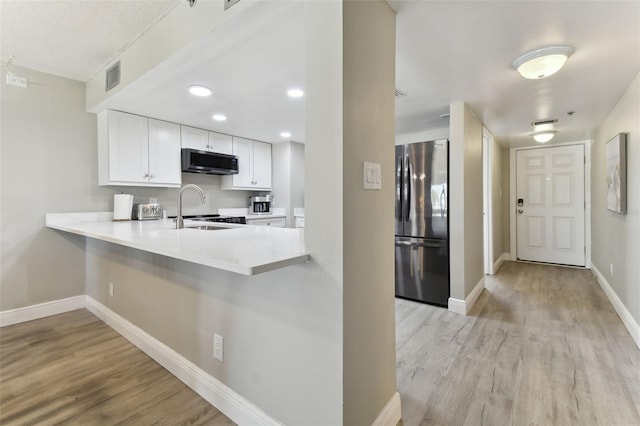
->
[395,140,449,306]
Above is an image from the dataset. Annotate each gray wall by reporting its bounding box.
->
[342,1,397,424]
[449,102,485,299]
[86,239,342,425]
[591,72,639,326]
[0,66,110,310]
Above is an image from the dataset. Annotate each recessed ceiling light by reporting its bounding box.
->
[212,114,227,121]
[531,130,557,143]
[188,85,212,97]
[512,45,574,79]
[287,88,304,98]
[280,131,292,138]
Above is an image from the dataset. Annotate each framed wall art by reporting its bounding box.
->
[606,133,627,214]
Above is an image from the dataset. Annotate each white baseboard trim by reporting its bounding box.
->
[447,298,466,315]
[448,277,485,315]
[372,390,402,426]
[0,295,85,328]
[493,253,509,274]
[85,296,282,426]
[591,266,640,350]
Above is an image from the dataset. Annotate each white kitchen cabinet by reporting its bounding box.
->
[181,126,208,151]
[247,217,286,228]
[209,132,232,155]
[98,110,181,187]
[181,126,232,155]
[148,119,181,185]
[221,137,272,190]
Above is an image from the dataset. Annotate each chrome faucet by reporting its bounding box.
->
[176,184,206,229]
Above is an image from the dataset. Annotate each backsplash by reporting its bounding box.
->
[119,174,261,216]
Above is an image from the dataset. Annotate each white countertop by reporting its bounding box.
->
[46,212,309,276]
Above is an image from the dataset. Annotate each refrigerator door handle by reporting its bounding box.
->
[440,186,446,218]
[405,156,411,222]
[396,155,403,224]
[396,239,444,249]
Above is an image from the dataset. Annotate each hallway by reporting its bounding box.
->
[396,261,640,426]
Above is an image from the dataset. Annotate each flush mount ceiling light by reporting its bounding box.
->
[287,88,304,98]
[531,130,557,143]
[280,131,292,138]
[212,114,227,121]
[512,45,574,79]
[188,85,212,97]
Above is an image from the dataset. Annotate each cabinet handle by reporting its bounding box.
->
[143,173,149,178]
[149,174,155,179]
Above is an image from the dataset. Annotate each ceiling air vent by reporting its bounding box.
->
[531,119,558,126]
[395,88,406,98]
[105,61,121,92]
[224,0,240,10]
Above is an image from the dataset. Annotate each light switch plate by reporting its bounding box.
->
[363,161,382,190]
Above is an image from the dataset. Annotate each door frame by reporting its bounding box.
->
[509,140,592,267]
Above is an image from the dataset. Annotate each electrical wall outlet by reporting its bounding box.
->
[609,263,614,277]
[213,333,224,362]
[109,282,114,297]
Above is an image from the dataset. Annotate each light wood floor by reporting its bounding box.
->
[396,261,640,426]
[0,310,235,425]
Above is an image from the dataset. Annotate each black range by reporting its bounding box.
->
[169,214,247,224]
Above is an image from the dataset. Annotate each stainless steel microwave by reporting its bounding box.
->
[181,149,239,175]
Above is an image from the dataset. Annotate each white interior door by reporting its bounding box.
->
[516,145,585,266]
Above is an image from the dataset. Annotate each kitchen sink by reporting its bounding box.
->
[187,225,229,231]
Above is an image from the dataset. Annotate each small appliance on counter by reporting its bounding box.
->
[249,195,273,215]
[113,194,133,221]
[132,203,163,221]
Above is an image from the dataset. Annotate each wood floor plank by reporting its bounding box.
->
[0,309,235,426]
[397,261,640,426]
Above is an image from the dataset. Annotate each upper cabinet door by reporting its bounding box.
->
[148,119,181,185]
[181,126,209,151]
[231,137,254,187]
[252,141,272,189]
[107,110,149,183]
[209,132,233,155]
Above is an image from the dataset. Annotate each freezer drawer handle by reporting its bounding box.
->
[396,240,444,249]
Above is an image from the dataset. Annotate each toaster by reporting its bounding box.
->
[132,203,163,220]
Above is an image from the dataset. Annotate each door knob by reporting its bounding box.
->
[518,209,524,214]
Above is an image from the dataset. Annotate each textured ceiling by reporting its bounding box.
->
[1,0,180,82]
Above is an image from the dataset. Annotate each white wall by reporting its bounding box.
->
[449,102,484,300]
[395,127,449,145]
[591,72,640,326]
[491,135,503,264]
[271,141,305,227]
[502,148,511,254]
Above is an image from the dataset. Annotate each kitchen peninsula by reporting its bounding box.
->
[46,213,309,275]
